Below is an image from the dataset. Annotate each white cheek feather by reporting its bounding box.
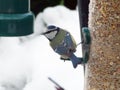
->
[45,31,57,40]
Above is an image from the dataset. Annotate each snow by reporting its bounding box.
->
[0,5,84,90]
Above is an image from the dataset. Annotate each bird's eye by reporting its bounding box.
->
[66,33,70,36]
[44,31,52,34]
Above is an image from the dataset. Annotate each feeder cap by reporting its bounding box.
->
[0,0,29,13]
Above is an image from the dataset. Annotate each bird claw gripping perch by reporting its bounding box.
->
[81,27,91,64]
[60,27,91,65]
[60,27,91,64]
[43,25,91,68]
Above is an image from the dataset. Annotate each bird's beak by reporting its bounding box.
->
[41,32,46,35]
[41,33,44,35]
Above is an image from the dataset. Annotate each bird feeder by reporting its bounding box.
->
[0,0,34,36]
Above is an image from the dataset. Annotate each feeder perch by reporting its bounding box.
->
[82,27,91,63]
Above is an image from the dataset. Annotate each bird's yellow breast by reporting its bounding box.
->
[50,29,66,49]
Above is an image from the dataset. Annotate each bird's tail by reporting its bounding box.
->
[69,53,83,68]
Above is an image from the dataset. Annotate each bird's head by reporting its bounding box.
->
[42,25,60,41]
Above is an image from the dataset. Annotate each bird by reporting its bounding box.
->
[42,25,83,68]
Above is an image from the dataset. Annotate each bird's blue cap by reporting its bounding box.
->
[42,25,59,35]
[47,25,59,31]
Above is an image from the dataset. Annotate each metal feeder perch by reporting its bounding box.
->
[77,0,90,64]
[82,27,91,64]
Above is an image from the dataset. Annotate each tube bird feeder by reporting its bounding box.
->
[0,0,34,36]
[85,0,120,90]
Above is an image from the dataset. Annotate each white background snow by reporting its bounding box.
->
[0,5,84,90]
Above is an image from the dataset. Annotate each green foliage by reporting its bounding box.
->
[60,0,64,5]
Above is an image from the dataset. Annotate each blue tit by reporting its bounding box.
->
[42,25,83,68]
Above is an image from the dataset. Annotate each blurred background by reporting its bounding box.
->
[31,0,77,16]
[0,0,88,90]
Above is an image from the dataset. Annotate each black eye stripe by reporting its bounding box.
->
[44,30,57,34]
